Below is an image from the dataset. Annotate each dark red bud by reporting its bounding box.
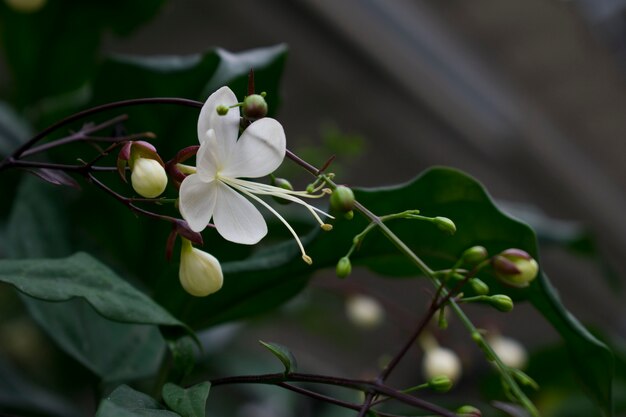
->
[492,255,522,275]
[501,248,532,260]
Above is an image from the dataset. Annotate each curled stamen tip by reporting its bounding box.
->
[322,188,332,194]
[302,255,313,265]
[321,224,333,231]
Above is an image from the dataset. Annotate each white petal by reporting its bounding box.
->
[195,130,219,181]
[197,86,240,162]
[179,174,218,232]
[221,118,286,179]
[213,181,267,244]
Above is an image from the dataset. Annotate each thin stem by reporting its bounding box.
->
[86,173,178,224]
[8,98,202,160]
[211,372,456,417]
[20,114,129,157]
[5,159,114,172]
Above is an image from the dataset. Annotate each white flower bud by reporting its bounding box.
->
[422,347,462,383]
[345,294,384,329]
[489,335,527,369]
[131,157,168,198]
[179,240,223,297]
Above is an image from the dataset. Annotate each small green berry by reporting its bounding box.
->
[469,278,489,295]
[462,246,488,264]
[490,294,514,312]
[330,186,355,212]
[242,94,268,119]
[336,257,352,278]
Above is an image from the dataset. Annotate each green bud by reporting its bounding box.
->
[469,278,489,295]
[344,210,354,220]
[216,105,229,116]
[330,186,355,212]
[434,216,456,235]
[336,257,352,279]
[462,246,488,265]
[492,249,538,288]
[427,375,453,392]
[456,405,482,417]
[489,294,514,312]
[242,94,268,119]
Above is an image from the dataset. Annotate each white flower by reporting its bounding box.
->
[488,335,528,369]
[345,294,385,329]
[179,238,223,297]
[179,86,331,264]
[131,157,168,198]
[422,347,462,383]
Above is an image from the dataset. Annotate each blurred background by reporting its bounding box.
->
[1,0,625,416]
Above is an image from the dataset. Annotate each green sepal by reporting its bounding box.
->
[259,340,298,374]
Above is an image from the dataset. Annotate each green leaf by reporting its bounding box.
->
[259,340,298,374]
[22,297,165,382]
[0,252,186,328]
[162,382,210,417]
[96,385,179,417]
[3,177,174,381]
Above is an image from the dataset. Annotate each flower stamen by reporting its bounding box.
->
[226,180,314,265]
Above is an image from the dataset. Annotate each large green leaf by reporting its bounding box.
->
[88,44,287,157]
[2,177,173,382]
[0,252,186,327]
[178,167,611,415]
[96,385,179,417]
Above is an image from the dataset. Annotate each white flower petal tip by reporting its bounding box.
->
[179,240,223,297]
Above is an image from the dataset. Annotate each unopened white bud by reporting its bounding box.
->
[423,347,462,383]
[131,157,168,198]
[488,335,527,369]
[345,295,384,329]
[179,240,223,297]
